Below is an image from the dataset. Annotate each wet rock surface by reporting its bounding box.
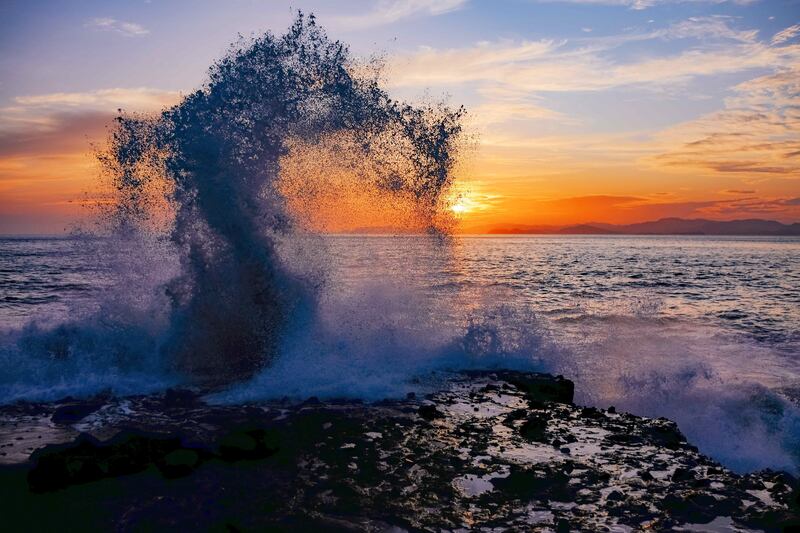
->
[0,371,797,531]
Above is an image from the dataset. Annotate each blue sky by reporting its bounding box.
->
[1,0,794,98]
[0,0,798,232]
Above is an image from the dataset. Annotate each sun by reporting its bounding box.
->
[448,188,486,216]
[451,201,470,214]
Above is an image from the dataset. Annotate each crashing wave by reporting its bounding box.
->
[1,13,468,391]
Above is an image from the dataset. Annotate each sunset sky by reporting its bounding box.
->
[1,0,798,234]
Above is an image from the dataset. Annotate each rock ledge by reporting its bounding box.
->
[0,371,797,531]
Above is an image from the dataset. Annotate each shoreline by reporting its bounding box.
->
[1,370,797,530]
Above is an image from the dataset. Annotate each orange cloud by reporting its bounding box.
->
[0,88,179,234]
[457,193,800,232]
[653,68,800,177]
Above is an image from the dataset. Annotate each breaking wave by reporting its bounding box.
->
[0,14,543,403]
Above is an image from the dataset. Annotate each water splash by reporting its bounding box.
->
[52,13,466,386]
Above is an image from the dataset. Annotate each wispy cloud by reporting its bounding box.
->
[470,87,572,126]
[333,0,466,29]
[772,24,800,45]
[0,88,179,233]
[10,88,178,113]
[695,196,800,218]
[653,68,800,176]
[661,15,758,42]
[385,14,798,198]
[86,17,149,37]
[534,0,758,11]
[390,17,798,92]
[0,88,180,155]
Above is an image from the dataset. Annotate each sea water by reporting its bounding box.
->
[1,234,798,473]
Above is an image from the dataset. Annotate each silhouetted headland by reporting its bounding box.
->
[488,217,800,236]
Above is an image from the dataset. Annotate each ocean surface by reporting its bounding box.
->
[1,234,799,473]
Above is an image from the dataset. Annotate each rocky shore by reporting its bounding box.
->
[0,371,797,531]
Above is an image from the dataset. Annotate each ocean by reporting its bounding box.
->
[1,234,799,473]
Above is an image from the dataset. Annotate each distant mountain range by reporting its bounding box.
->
[487,218,800,236]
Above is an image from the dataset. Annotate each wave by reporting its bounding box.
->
[544,311,800,474]
[1,13,470,400]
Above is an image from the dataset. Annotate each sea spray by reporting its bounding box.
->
[215,275,560,402]
[30,13,467,386]
[0,234,182,403]
[542,308,800,474]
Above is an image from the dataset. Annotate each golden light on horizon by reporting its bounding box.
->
[450,200,469,214]
[446,183,490,217]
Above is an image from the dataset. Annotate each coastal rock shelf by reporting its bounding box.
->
[0,371,797,531]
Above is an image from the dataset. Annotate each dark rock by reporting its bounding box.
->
[503,408,528,427]
[519,415,548,442]
[641,422,686,449]
[157,449,202,479]
[661,492,733,524]
[605,433,644,445]
[51,399,106,425]
[27,431,184,492]
[607,490,624,501]
[26,424,280,492]
[418,404,444,421]
[671,467,696,482]
[580,407,605,419]
[492,466,574,502]
[218,428,280,462]
[1,370,795,532]
[163,388,199,408]
[464,370,574,404]
[507,373,574,404]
